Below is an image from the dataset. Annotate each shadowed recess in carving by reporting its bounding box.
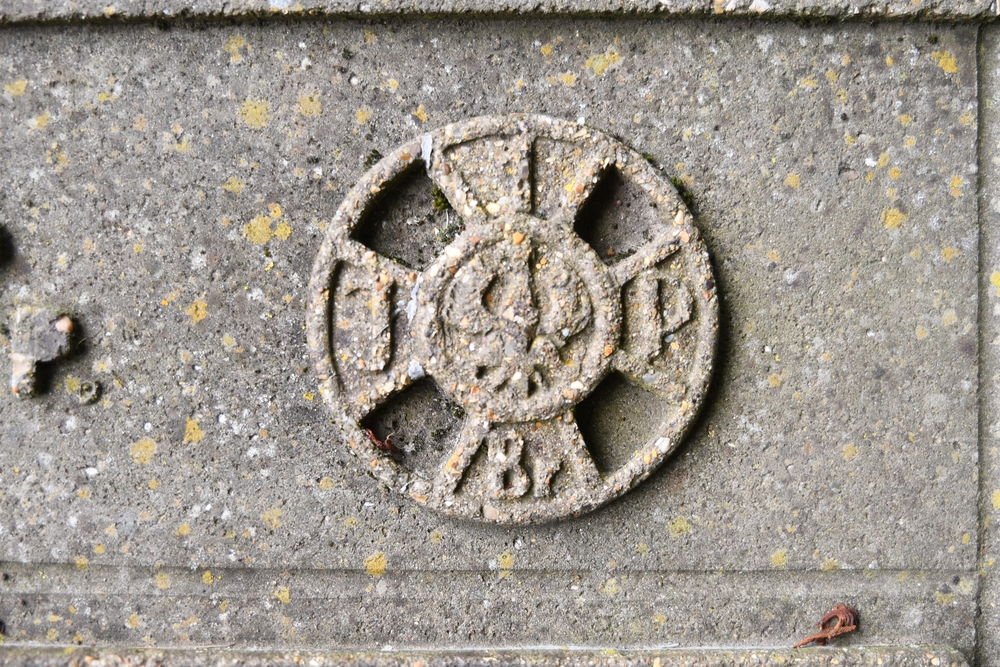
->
[575,372,668,474]
[360,377,465,481]
[574,167,660,264]
[351,164,463,271]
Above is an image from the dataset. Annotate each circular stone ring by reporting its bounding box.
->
[307,114,717,524]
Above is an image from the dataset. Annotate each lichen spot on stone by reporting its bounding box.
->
[365,551,387,577]
[183,418,205,444]
[4,79,27,97]
[223,177,244,196]
[224,35,247,63]
[668,516,690,536]
[273,586,291,604]
[130,438,156,464]
[238,99,271,129]
[586,50,620,77]
[185,300,208,324]
[931,50,958,74]
[881,208,907,229]
[771,549,787,568]
[261,508,283,529]
[299,91,322,117]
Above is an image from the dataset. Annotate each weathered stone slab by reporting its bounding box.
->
[0,16,980,655]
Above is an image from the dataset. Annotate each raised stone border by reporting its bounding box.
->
[0,0,994,25]
[0,647,973,667]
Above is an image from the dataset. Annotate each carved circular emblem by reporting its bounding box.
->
[307,115,717,524]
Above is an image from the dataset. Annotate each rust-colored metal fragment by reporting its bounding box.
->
[793,604,858,648]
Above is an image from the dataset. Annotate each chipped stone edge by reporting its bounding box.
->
[0,0,996,25]
[0,646,973,667]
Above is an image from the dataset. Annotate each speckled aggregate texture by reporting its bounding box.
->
[0,0,993,23]
[0,16,982,655]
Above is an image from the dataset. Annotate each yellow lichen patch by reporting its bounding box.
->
[783,173,800,189]
[498,551,515,569]
[962,533,971,545]
[886,55,894,66]
[148,479,160,490]
[600,578,621,595]
[303,391,315,401]
[273,586,291,604]
[238,99,271,129]
[559,72,577,86]
[770,549,787,568]
[798,76,818,89]
[881,208,908,229]
[185,300,208,324]
[202,570,214,584]
[950,176,963,197]
[916,326,929,340]
[223,35,247,63]
[223,177,245,195]
[75,556,88,571]
[586,50,621,76]
[130,438,156,464]
[65,376,81,394]
[993,489,1000,509]
[905,136,916,148]
[935,590,955,606]
[5,79,27,96]
[897,114,913,127]
[299,91,322,117]
[767,373,782,388]
[825,70,838,83]
[821,558,839,572]
[243,215,273,244]
[222,334,237,349]
[261,507,283,529]
[877,153,889,168]
[365,551,387,577]
[94,544,105,555]
[540,43,553,56]
[29,111,50,130]
[960,111,975,126]
[345,516,358,528]
[889,167,901,180]
[931,50,958,74]
[413,104,428,123]
[318,477,335,490]
[669,516,690,536]
[430,530,444,544]
[356,107,371,124]
[175,523,191,537]
[127,614,140,629]
[942,247,960,262]
[843,444,858,461]
[942,309,957,327]
[183,417,204,444]
[273,220,292,241]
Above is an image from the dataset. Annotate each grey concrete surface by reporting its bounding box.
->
[0,9,988,665]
